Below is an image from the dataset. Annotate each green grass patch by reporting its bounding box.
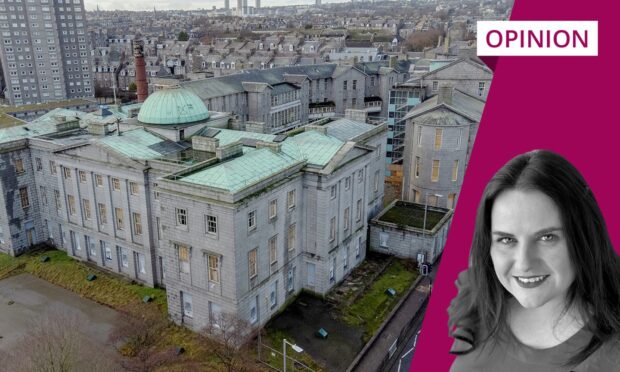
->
[264,329,324,372]
[341,260,417,342]
[379,202,447,230]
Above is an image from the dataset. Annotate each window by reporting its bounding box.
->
[456,128,463,150]
[330,257,336,282]
[82,199,91,220]
[54,190,61,212]
[374,170,380,192]
[269,235,277,264]
[452,160,459,182]
[343,80,347,90]
[250,296,258,324]
[79,170,86,183]
[415,156,422,178]
[358,169,364,183]
[86,236,96,257]
[129,182,139,195]
[103,241,112,261]
[14,158,24,174]
[95,174,103,187]
[133,213,142,235]
[431,160,440,182]
[329,217,336,241]
[356,199,362,221]
[137,252,146,274]
[352,79,357,90]
[182,292,193,318]
[269,281,278,308]
[248,210,256,231]
[120,247,129,267]
[40,186,47,206]
[208,255,219,283]
[478,82,485,97]
[210,302,222,327]
[448,193,457,209]
[111,177,120,191]
[356,236,362,258]
[35,157,42,171]
[344,208,350,230]
[205,215,217,235]
[288,224,296,252]
[428,194,438,207]
[115,207,124,230]
[432,81,438,91]
[287,190,296,209]
[343,246,349,270]
[269,199,277,219]
[67,195,76,215]
[287,267,294,292]
[176,208,187,227]
[19,187,29,208]
[249,248,257,279]
[98,203,107,224]
[330,185,337,199]
[434,128,443,150]
[177,244,190,274]
[345,176,351,190]
[63,167,71,179]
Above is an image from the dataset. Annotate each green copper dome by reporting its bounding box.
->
[137,86,209,125]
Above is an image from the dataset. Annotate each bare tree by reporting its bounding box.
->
[0,310,121,372]
[108,304,178,371]
[404,29,445,52]
[200,312,259,372]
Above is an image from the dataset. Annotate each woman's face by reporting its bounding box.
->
[490,189,575,310]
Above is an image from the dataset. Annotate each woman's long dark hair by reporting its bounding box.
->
[450,150,620,365]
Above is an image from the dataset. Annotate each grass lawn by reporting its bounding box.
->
[0,248,250,371]
[264,328,325,372]
[340,259,418,342]
[379,202,446,230]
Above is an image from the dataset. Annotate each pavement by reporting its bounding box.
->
[0,273,120,351]
[351,267,436,372]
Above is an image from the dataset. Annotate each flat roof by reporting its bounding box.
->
[378,201,448,230]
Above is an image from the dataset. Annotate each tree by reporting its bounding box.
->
[178,31,189,41]
[404,29,444,52]
[200,312,258,372]
[108,304,178,372]
[0,310,120,372]
[128,82,137,92]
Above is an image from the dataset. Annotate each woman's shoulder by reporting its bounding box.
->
[575,335,620,372]
[449,269,477,355]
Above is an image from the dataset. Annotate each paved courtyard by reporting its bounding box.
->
[0,273,119,352]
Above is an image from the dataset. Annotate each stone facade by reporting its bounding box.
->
[0,107,386,335]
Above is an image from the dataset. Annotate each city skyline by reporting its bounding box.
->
[85,0,351,12]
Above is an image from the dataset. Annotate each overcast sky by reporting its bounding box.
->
[84,0,350,11]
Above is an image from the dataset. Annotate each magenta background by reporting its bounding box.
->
[409,0,620,371]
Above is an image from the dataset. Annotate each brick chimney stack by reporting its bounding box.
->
[133,40,148,102]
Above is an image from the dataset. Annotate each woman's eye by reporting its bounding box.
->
[540,234,556,242]
[497,237,515,244]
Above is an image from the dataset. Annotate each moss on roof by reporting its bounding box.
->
[378,202,447,230]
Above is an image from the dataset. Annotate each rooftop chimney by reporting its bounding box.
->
[133,40,148,102]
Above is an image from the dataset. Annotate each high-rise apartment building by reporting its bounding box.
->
[0,0,94,106]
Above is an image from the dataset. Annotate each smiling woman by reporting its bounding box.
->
[448,150,620,372]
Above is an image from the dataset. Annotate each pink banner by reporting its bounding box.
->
[410,0,620,370]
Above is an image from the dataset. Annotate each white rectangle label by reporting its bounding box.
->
[477,21,598,56]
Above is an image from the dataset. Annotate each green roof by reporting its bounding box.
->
[211,128,276,147]
[0,108,83,144]
[281,131,344,167]
[99,128,185,160]
[180,148,301,192]
[137,86,210,125]
[324,118,376,141]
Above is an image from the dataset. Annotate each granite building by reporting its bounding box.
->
[0,86,386,331]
